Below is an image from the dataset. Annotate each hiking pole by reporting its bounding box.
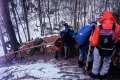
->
[85,45,92,71]
[110,47,117,59]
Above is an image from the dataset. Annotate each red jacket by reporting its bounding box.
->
[90,11,120,47]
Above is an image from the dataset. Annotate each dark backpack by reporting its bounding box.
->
[98,24,116,56]
[61,29,76,47]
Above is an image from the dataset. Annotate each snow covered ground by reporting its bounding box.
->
[0,62,62,80]
[0,58,91,80]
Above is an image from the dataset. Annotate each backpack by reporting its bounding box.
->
[60,29,76,47]
[75,25,94,46]
[98,24,116,56]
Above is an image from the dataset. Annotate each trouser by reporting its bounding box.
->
[85,46,94,70]
[79,45,89,62]
[64,47,75,58]
[86,45,94,63]
[92,48,111,76]
[55,50,65,59]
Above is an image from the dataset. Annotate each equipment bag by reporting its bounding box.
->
[75,25,93,46]
[98,24,116,56]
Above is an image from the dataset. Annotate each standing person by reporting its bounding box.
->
[60,23,76,59]
[85,22,98,71]
[89,11,120,79]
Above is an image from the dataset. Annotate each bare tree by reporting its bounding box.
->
[38,0,44,36]
[0,0,19,53]
[46,0,53,34]
[10,0,22,43]
[73,0,78,31]
[0,25,7,54]
[21,0,30,41]
[14,7,27,41]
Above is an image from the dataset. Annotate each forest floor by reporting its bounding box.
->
[0,53,91,80]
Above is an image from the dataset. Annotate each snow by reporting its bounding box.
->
[0,61,63,80]
[0,58,91,80]
[0,41,4,57]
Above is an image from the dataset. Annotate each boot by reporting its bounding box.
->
[89,72,100,79]
[78,60,84,68]
[86,62,93,72]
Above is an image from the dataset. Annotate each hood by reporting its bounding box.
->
[99,11,116,24]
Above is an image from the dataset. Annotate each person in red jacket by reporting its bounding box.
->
[89,11,120,79]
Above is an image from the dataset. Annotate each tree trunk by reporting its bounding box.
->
[14,7,27,41]
[10,0,22,43]
[83,0,86,25]
[0,25,7,54]
[0,0,19,52]
[47,0,52,34]
[105,0,109,10]
[74,0,78,31]
[38,0,44,36]
[21,0,30,41]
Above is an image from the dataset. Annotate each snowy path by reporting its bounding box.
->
[0,54,91,80]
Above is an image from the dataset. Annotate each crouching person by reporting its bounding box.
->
[54,38,64,60]
[75,22,96,68]
[89,11,120,79]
